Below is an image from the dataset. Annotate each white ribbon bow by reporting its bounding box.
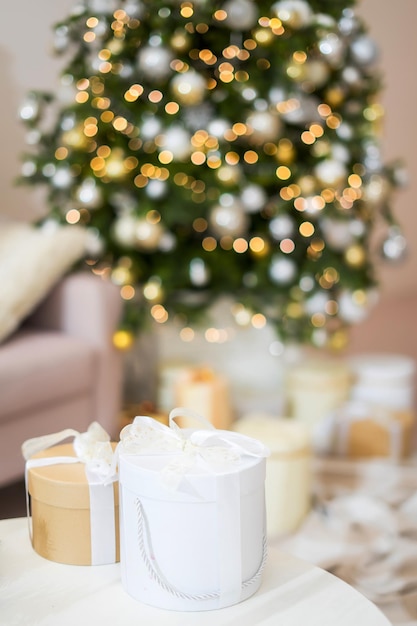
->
[22,421,116,482]
[119,407,270,492]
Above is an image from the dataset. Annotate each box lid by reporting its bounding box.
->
[118,412,269,503]
[28,443,118,509]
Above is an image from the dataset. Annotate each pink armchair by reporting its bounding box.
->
[0,272,124,487]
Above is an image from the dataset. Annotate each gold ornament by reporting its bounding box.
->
[297,175,316,195]
[286,302,303,318]
[171,71,206,106]
[134,218,163,251]
[344,244,366,268]
[328,328,349,351]
[276,139,296,164]
[62,125,88,149]
[324,86,345,108]
[291,60,330,88]
[216,165,241,185]
[113,329,134,350]
[170,30,190,52]
[253,27,274,46]
[105,148,128,180]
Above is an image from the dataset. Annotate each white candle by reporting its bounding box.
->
[233,414,312,538]
[285,359,352,431]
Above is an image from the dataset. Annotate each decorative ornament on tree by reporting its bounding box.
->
[222,0,258,30]
[209,196,248,238]
[170,71,206,106]
[19,0,406,348]
[380,226,407,262]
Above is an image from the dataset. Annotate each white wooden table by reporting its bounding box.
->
[0,517,391,626]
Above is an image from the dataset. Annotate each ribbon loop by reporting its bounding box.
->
[119,411,270,494]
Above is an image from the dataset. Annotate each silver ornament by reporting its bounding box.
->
[21,161,36,177]
[338,9,359,36]
[134,218,164,251]
[301,60,330,88]
[42,163,56,178]
[349,219,366,238]
[209,195,248,237]
[170,70,206,105]
[269,86,287,107]
[159,126,192,160]
[183,103,213,131]
[52,167,73,189]
[350,35,378,66]
[331,143,350,164]
[189,258,210,287]
[299,274,315,292]
[318,33,345,68]
[124,0,145,17]
[269,256,297,285]
[19,95,39,121]
[320,218,354,251]
[60,114,76,132]
[241,87,258,102]
[269,214,295,240]
[57,74,77,105]
[240,184,267,213]
[26,130,41,145]
[313,14,336,29]
[335,122,353,141]
[246,111,281,144]
[338,289,379,324]
[311,329,328,348]
[75,178,102,208]
[54,26,69,52]
[207,118,230,139]
[146,179,167,199]
[141,116,163,140]
[222,0,258,31]
[119,64,134,79]
[341,66,362,88]
[315,159,347,187]
[362,141,383,172]
[380,226,407,262]
[111,192,136,212]
[138,44,173,81]
[113,214,137,248]
[280,95,322,126]
[87,0,119,14]
[272,0,312,29]
[85,228,105,258]
[305,291,330,315]
[159,231,176,252]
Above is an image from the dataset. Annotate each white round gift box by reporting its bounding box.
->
[118,413,269,612]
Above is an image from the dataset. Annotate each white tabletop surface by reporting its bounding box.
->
[0,517,391,626]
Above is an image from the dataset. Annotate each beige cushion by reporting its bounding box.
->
[0,222,87,343]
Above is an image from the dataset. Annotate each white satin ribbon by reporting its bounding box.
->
[22,422,117,565]
[120,407,269,605]
[120,407,269,492]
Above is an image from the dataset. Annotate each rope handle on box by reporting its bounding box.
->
[135,498,267,601]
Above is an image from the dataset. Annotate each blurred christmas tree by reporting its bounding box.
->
[19,0,406,350]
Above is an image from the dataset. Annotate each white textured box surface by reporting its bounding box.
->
[118,416,268,611]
